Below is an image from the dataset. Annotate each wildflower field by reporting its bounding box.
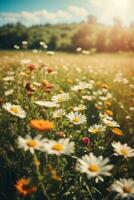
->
[0,51,134,200]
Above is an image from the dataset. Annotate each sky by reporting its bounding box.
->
[0,0,134,26]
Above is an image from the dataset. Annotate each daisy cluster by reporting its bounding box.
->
[0,52,134,200]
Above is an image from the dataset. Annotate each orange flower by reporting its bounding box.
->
[105,110,113,116]
[26,63,36,71]
[15,178,36,196]
[41,79,54,92]
[30,119,55,131]
[47,165,61,181]
[104,101,112,107]
[95,105,102,110]
[112,128,123,136]
[101,83,109,89]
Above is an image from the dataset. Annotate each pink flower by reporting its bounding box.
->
[81,137,90,145]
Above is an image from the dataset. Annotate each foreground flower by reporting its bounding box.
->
[81,137,90,145]
[4,89,14,96]
[71,81,93,91]
[34,100,59,108]
[73,104,86,112]
[111,128,123,136]
[2,102,26,118]
[15,178,36,196]
[76,153,113,182]
[88,124,106,134]
[112,142,134,158]
[52,109,66,118]
[18,135,45,154]
[44,138,75,155]
[52,93,70,103]
[111,178,134,199]
[66,112,87,125]
[102,116,119,127]
[30,119,55,131]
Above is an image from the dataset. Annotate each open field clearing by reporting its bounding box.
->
[0,51,134,200]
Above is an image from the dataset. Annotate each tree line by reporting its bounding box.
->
[0,16,134,52]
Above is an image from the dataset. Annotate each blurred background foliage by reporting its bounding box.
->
[0,15,134,52]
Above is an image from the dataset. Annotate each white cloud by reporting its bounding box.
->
[0,6,88,26]
[68,5,88,17]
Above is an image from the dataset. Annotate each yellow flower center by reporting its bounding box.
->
[123,186,131,193]
[26,140,38,148]
[10,106,19,113]
[52,143,64,152]
[58,96,64,102]
[107,121,113,126]
[73,117,80,123]
[92,128,100,134]
[121,148,129,156]
[88,164,100,172]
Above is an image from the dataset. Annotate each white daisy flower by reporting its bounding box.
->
[102,116,119,127]
[88,124,106,134]
[73,104,86,112]
[76,153,113,182]
[111,178,134,199]
[47,51,55,56]
[2,103,26,118]
[66,112,87,125]
[52,93,70,103]
[112,142,134,158]
[44,138,75,155]
[14,45,20,50]
[52,109,66,118]
[82,95,95,101]
[34,101,59,108]
[18,135,46,154]
[4,89,14,96]
[3,76,14,82]
[76,47,82,52]
[71,82,93,91]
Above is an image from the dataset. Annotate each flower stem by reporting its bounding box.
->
[33,154,51,200]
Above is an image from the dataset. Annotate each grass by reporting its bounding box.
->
[0,51,134,200]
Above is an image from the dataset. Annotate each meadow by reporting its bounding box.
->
[0,51,134,200]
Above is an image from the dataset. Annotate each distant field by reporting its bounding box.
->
[0,51,134,70]
[0,51,134,200]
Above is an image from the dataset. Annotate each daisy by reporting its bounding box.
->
[2,102,26,118]
[52,109,66,119]
[52,93,70,103]
[4,89,14,96]
[34,101,59,108]
[82,95,95,101]
[111,178,134,199]
[73,104,86,112]
[66,112,87,125]
[71,82,93,91]
[76,47,82,52]
[88,124,106,134]
[18,135,45,154]
[14,45,20,50]
[112,142,134,158]
[102,116,119,127]
[44,138,75,155]
[76,153,113,182]
[3,76,14,82]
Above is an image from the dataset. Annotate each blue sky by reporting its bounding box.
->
[0,0,134,26]
[0,0,89,12]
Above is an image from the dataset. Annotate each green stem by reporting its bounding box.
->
[33,154,51,200]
